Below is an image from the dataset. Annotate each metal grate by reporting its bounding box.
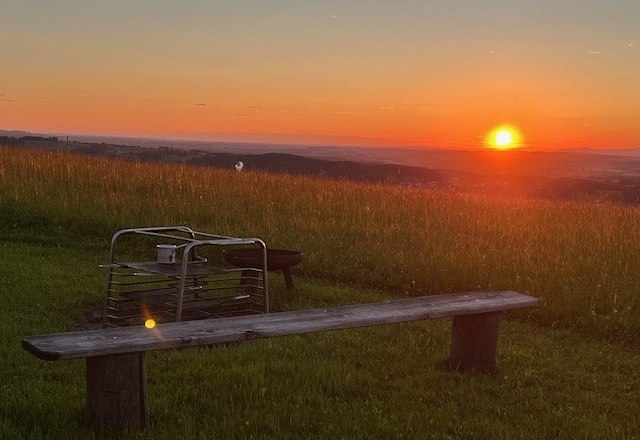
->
[102,226,269,327]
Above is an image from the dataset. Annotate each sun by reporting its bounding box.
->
[486,125,523,150]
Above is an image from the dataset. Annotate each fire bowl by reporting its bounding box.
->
[222,248,303,271]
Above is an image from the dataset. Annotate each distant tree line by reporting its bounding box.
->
[0,135,60,147]
[0,136,25,146]
[22,135,59,142]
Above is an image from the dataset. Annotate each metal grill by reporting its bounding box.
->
[102,226,268,327]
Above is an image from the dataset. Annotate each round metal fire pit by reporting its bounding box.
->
[223,248,303,290]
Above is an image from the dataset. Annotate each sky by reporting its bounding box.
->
[1,0,638,149]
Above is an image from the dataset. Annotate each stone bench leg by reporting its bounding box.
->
[86,352,149,429]
[449,311,502,373]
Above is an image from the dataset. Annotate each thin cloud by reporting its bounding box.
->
[277,109,307,115]
[335,111,370,115]
[193,103,208,106]
[589,51,602,55]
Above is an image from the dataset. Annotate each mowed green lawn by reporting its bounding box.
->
[0,229,638,439]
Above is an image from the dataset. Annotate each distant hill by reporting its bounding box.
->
[0,129,50,138]
[4,128,640,177]
[4,130,640,204]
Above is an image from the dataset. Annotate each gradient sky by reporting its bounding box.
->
[1,0,638,149]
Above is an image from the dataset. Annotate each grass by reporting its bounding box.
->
[1,146,639,343]
[1,145,640,438]
[0,240,639,439]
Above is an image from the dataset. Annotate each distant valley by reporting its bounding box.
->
[3,130,640,204]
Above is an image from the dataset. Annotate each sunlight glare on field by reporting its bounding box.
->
[486,125,523,150]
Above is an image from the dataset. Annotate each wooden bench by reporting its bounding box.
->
[22,290,538,430]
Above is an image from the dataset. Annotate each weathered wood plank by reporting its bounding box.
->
[23,291,538,361]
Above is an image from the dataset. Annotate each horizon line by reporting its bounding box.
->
[2,127,639,153]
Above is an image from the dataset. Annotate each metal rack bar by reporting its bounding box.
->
[102,226,269,327]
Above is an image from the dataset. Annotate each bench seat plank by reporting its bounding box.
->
[23,291,537,361]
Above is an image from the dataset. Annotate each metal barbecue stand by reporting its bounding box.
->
[102,226,268,327]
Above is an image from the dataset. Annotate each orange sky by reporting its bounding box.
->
[1,1,638,149]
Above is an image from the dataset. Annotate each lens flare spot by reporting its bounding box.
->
[145,319,156,329]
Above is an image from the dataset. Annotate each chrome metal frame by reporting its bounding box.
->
[102,226,268,327]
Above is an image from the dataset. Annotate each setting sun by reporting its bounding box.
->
[486,125,523,150]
